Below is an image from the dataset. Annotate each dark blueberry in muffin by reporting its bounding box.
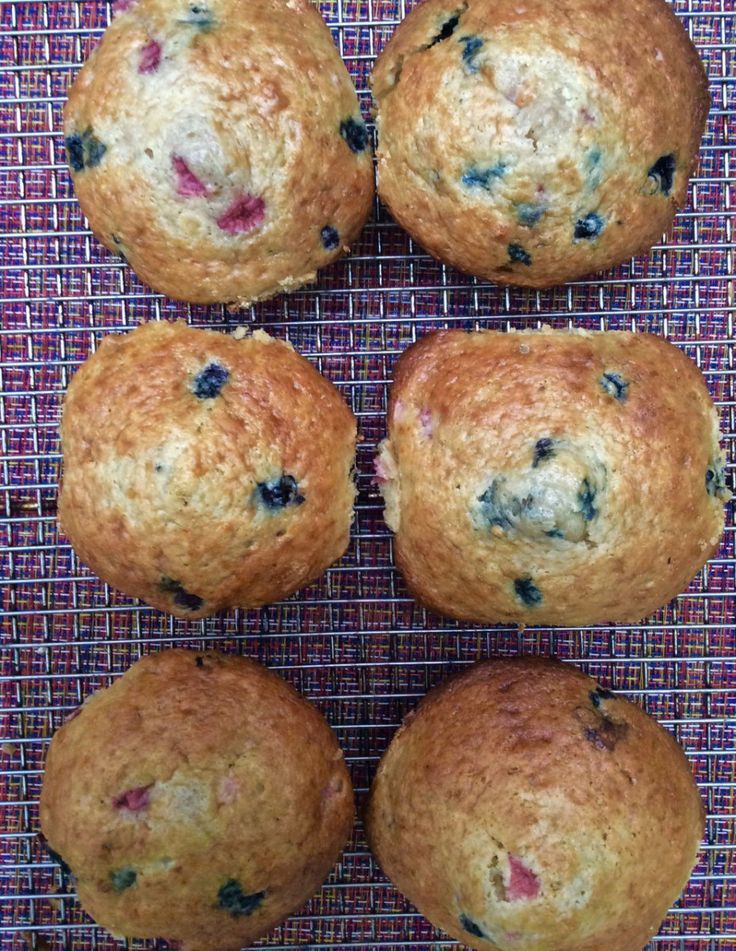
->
[340,116,369,153]
[514,576,543,607]
[574,212,605,240]
[321,226,340,250]
[600,371,629,402]
[256,475,305,510]
[533,438,555,467]
[217,879,266,917]
[65,134,85,172]
[508,243,532,265]
[110,867,137,892]
[647,154,676,196]
[160,577,204,612]
[459,35,483,71]
[193,362,229,399]
[459,914,486,938]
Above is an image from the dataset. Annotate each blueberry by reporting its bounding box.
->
[508,243,532,265]
[574,212,605,240]
[340,117,369,154]
[461,163,506,191]
[321,225,340,250]
[533,437,554,467]
[599,371,628,402]
[40,836,72,878]
[477,479,514,531]
[705,460,728,498]
[255,474,305,510]
[193,362,229,399]
[459,914,486,938]
[186,3,215,29]
[218,879,265,917]
[647,154,676,196]
[589,686,614,708]
[459,35,483,71]
[517,202,545,226]
[577,478,597,521]
[584,718,628,751]
[429,12,461,45]
[586,147,603,189]
[514,576,542,607]
[84,131,107,168]
[110,867,137,892]
[546,528,564,538]
[65,134,85,172]
[160,577,204,612]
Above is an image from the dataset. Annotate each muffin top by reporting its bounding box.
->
[371,0,709,286]
[64,0,374,304]
[367,657,704,951]
[40,649,354,951]
[58,320,357,617]
[377,328,730,625]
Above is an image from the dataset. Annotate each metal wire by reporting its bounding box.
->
[1,0,734,949]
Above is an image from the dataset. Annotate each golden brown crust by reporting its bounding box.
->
[58,320,357,618]
[64,0,374,305]
[40,649,354,951]
[377,328,730,625]
[366,657,704,951]
[370,0,709,287]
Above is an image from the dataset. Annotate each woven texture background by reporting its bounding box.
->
[1,0,734,949]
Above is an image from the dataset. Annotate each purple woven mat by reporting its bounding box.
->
[1,0,734,949]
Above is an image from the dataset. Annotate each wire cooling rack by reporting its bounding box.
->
[1,0,734,949]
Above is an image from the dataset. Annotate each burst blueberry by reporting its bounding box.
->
[160,576,204,612]
[256,474,305,510]
[84,131,107,168]
[514,576,542,607]
[461,162,506,191]
[508,243,532,265]
[705,460,728,498]
[533,437,554,467]
[517,202,545,226]
[340,117,369,154]
[599,371,628,401]
[647,153,676,196]
[429,12,461,45]
[110,867,137,892]
[574,212,604,240]
[477,479,514,531]
[65,134,85,172]
[459,35,483,71]
[218,879,266,917]
[578,478,597,521]
[321,225,340,251]
[193,362,229,399]
[460,914,486,938]
[586,147,603,189]
[186,3,215,29]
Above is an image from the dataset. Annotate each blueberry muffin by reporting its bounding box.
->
[370,0,709,286]
[40,649,354,951]
[367,657,704,951]
[376,328,730,626]
[58,320,357,618]
[63,0,374,305]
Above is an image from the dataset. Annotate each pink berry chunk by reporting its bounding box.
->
[113,784,152,812]
[172,155,209,198]
[139,39,162,74]
[507,854,540,901]
[216,194,266,234]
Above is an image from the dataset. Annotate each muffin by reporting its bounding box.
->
[367,657,704,951]
[63,0,374,305]
[370,0,709,287]
[40,649,354,951]
[58,320,357,618]
[376,328,731,626]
